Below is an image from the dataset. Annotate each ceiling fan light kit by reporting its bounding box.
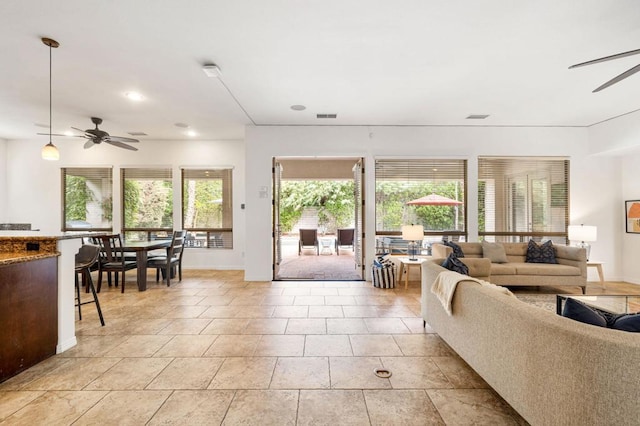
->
[41,37,60,161]
[570,48,640,92]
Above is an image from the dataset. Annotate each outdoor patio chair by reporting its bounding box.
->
[335,228,355,255]
[298,228,319,255]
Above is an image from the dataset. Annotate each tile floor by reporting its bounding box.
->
[0,270,528,425]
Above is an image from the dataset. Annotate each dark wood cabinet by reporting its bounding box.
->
[0,257,58,383]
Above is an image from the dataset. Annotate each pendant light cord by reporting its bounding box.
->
[49,42,52,142]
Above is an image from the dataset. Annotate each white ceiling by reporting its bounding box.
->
[1,0,639,142]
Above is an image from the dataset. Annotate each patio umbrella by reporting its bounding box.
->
[406,193,462,206]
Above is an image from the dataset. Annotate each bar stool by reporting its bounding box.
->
[75,244,105,326]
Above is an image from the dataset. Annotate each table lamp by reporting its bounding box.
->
[402,224,424,261]
[567,224,597,261]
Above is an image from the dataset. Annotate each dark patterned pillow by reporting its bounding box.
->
[612,314,640,332]
[525,240,557,264]
[441,253,469,275]
[443,240,464,258]
[561,298,607,327]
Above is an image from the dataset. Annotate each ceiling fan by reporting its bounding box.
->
[569,48,640,92]
[40,117,140,151]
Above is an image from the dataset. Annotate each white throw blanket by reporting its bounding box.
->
[431,271,513,316]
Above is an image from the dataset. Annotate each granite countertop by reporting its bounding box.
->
[0,231,107,240]
[0,251,60,266]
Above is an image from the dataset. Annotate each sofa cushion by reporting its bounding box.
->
[489,263,517,275]
[562,298,607,327]
[612,314,640,332]
[514,263,581,276]
[441,253,469,275]
[443,240,464,258]
[525,240,558,264]
[482,241,508,263]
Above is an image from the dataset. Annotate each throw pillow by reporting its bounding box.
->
[441,253,469,275]
[481,241,508,263]
[443,240,464,258]
[611,314,640,332]
[561,298,607,328]
[525,240,558,264]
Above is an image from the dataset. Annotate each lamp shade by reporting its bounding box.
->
[401,224,424,241]
[568,225,597,242]
[41,142,59,161]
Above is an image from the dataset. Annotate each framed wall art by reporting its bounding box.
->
[625,200,640,233]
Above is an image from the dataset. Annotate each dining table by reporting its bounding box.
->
[122,240,171,291]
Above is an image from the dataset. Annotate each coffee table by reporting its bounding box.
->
[556,294,640,315]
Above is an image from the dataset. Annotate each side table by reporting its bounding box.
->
[587,261,605,288]
[398,257,427,289]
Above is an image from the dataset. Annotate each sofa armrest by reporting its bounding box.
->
[554,245,587,278]
[432,243,452,258]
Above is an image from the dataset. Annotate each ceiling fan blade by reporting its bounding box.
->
[83,139,95,149]
[37,132,70,137]
[569,48,640,69]
[71,127,89,133]
[105,140,138,151]
[593,63,640,92]
[107,135,139,143]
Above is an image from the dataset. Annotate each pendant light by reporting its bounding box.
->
[41,37,60,161]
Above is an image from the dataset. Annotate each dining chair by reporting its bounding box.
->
[94,234,138,293]
[147,230,186,286]
[298,228,319,255]
[75,244,104,326]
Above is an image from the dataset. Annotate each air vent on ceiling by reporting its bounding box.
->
[466,114,490,120]
[317,113,337,119]
[128,132,147,136]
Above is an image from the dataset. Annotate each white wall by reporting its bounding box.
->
[0,138,6,221]
[245,125,620,282]
[5,137,246,270]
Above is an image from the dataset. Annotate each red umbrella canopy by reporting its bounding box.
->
[406,194,463,206]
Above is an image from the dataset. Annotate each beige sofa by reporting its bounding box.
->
[421,259,640,425]
[432,242,587,293]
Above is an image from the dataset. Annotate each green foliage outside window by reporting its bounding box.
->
[183,179,224,228]
[65,175,94,221]
[123,179,172,228]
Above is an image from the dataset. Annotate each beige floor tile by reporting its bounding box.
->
[326,318,369,334]
[147,357,224,390]
[201,318,250,334]
[73,390,171,425]
[350,334,404,356]
[364,389,445,425]
[381,357,453,389]
[125,319,176,335]
[304,335,353,356]
[56,335,129,358]
[0,390,45,421]
[0,357,72,391]
[222,390,298,425]
[325,295,358,305]
[157,318,212,334]
[104,335,173,357]
[23,358,121,390]
[285,318,327,334]
[195,288,230,296]
[343,305,380,317]
[254,335,305,356]
[427,389,522,425]
[297,389,370,425]
[200,305,241,318]
[308,305,345,318]
[229,295,264,305]
[270,357,330,389]
[153,334,218,357]
[243,318,288,334]
[272,305,309,318]
[203,334,260,357]
[282,288,311,296]
[261,295,295,305]
[1,390,108,425]
[84,357,172,390]
[208,357,277,389]
[309,287,339,296]
[329,357,392,389]
[233,305,276,318]
[294,295,326,305]
[431,356,489,389]
[402,317,431,333]
[163,304,210,318]
[147,390,235,425]
[364,317,411,333]
[393,334,454,356]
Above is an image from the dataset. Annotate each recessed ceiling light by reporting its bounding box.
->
[125,92,144,101]
[291,105,306,111]
[466,114,490,119]
[63,130,75,136]
[202,64,221,78]
[175,122,189,128]
[186,130,197,137]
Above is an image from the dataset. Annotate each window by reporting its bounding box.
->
[375,159,467,240]
[62,167,113,231]
[478,157,569,243]
[182,168,233,249]
[121,168,173,241]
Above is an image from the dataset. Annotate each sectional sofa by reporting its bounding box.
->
[432,241,587,293]
[421,259,640,425]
